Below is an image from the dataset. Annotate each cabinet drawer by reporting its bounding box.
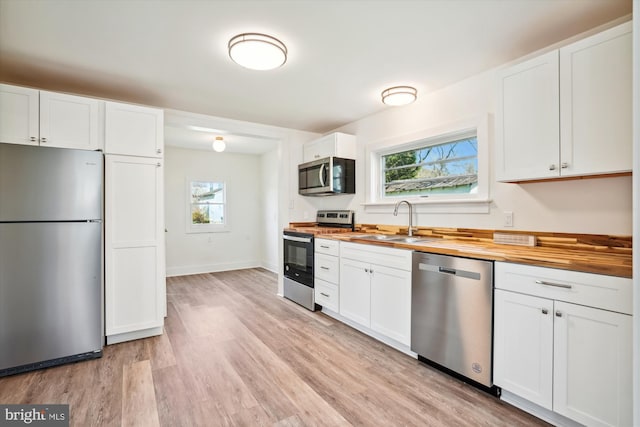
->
[495,262,632,314]
[315,253,339,283]
[315,279,339,312]
[340,241,411,271]
[315,238,339,256]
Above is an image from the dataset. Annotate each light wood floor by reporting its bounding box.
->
[0,268,548,426]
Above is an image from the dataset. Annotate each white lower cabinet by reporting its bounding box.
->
[339,257,371,327]
[552,301,632,427]
[339,242,412,346]
[494,290,554,409]
[370,264,411,345]
[494,262,632,427]
[105,155,165,344]
[314,238,340,312]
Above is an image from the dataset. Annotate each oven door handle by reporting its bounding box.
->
[283,235,313,243]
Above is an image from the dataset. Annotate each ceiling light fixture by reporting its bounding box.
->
[381,86,418,106]
[212,136,226,152]
[228,33,287,71]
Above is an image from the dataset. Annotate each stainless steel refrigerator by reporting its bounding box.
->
[0,143,103,376]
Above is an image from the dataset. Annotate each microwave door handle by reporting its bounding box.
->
[318,163,326,187]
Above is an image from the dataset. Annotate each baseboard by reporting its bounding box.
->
[260,261,279,274]
[106,326,163,345]
[166,260,261,277]
[500,390,583,427]
[320,307,417,358]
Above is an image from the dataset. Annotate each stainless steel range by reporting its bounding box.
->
[283,210,354,311]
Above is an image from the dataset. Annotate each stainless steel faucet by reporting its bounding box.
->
[393,200,414,236]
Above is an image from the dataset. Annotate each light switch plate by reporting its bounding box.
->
[503,211,514,227]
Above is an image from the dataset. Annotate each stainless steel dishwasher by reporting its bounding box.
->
[411,252,494,389]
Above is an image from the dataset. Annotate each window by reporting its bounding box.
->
[382,136,478,198]
[187,179,227,233]
[366,116,489,213]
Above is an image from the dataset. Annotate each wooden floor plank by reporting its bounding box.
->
[122,360,160,427]
[0,268,548,427]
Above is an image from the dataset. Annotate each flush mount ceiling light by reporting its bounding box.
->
[212,136,226,152]
[228,33,287,70]
[381,86,418,106]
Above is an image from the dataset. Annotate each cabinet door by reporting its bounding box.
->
[40,91,101,150]
[493,290,554,410]
[0,84,39,145]
[559,22,632,177]
[105,155,165,339]
[105,101,163,158]
[553,302,632,427]
[303,135,335,162]
[370,264,411,345]
[495,51,560,181]
[339,258,370,327]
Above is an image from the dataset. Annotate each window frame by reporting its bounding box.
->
[185,177,229,233]
[365,115,490,213]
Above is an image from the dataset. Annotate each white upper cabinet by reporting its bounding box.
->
[496,21,632,182]
[496,51,560,181]
[39,91,101,150]
[0,84,101,150]
[105,101,164,158]
[559,23,632,177]
[302,132,356,162]
[0,84,39,145]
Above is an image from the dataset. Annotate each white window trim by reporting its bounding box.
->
[185,177,229,233]
[363,115,491,214]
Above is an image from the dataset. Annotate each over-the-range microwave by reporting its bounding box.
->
[298,156,355,196]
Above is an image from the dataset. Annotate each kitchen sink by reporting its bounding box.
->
[354,234,437,244]
[354,234,399,241]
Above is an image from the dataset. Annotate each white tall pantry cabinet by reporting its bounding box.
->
[104,102,165,344]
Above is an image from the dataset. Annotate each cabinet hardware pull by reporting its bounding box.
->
[548,164,556,171]
[364,268,369,273]
[156,148,162,154]
[30,136,37,142]
[369,269,374,274]
[320,292,329,297]
[320,245,330,249]
[555,311,563,317]
[541,308,548,315]
[320,266,329,270]
[156,162,161,167]
[40,137,47,143]
[561,162,568,169]
[535,280,572,289]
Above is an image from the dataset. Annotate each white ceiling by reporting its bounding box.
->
[0,0,631,153]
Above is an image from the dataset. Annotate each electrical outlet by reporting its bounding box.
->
[503,211,514,227]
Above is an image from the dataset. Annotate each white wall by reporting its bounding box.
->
[260,148,279,273]
[288,56,632,235]
[164,146,264,276]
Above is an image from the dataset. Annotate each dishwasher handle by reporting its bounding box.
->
[439,267,457,275]
[418,263,482,281]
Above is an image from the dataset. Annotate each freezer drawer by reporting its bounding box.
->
[0,222,103,371]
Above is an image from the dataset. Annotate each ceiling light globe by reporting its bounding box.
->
[228,33,287,71]
[381,86,418,106]
[212,137,226,152]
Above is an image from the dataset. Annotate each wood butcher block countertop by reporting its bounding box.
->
[286,223,632,278]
